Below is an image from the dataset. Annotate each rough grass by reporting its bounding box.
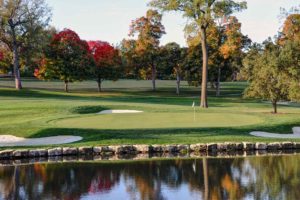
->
[1,78,300,148]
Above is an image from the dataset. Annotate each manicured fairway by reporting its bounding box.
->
[1,78,300,147]
[54,113,263,129]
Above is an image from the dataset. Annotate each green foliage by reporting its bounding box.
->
[184,44,203,87]
[0,0,51,88]
[159,42,186,79]
[244,40,300,113]
[240,43,262,80]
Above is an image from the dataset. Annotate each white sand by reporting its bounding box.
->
[0,135,82,147]
[98,110,143,114]
[250,127,300,139]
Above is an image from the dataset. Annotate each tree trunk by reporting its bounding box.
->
[200,28,208,108]
[12,41,22,90]
[64,81,69,93]
[97,76,102,92]
[176,71,180,95]
[216,66,221,96]
[272,101,277,114]
[152,65,156,91]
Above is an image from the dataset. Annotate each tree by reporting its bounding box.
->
[278,14,300,45]
[35,29,93,92]
[120,39,139,79]
[0,0,51,89]
[218,16,250,95]
[160,42,186,95]
[20,26,57,77]
[244,40,300,113]
[240,43,262,80]
[88,41,122,92]
[129,9,166,91]
[150,0,247,107]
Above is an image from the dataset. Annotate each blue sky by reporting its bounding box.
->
[46,0,299,46]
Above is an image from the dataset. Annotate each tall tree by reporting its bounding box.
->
[150,0,246,107]
[218,16,250,95]
[120,39,139,79]
[129,9,166,91]
[88,41,122,92]
[35,29,93,92]
[0,0,51,89]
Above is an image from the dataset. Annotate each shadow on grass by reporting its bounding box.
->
[0,87,259,109]
[28,121,300,146]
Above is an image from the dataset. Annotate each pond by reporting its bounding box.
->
[0,154,299,200]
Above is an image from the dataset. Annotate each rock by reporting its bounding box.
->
[101,146,116,153]
[190,144,207,152]
[217,143,227,151]
[166,145,178,153]
[105,145,137,154]
[0,150,13,159]
[225,143,237,151]
[294,142,300,149]
[134,145,150,153]
[93,147,102,155]
[152,145,164,152]
[29,149,48,157]
[207,143,217,152]
[78,147,93,155]
[13,150,29,158]
[177,145,190,153]
[267,142,282,150]
[117,145,137,154]
[243,142,255,151]
[281,142,294,150]
[255,143,267,150]
[48,148,63,157]
[235,143,243,151]
[62,147,78,156]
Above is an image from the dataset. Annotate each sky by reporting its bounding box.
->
[46,0,300,46]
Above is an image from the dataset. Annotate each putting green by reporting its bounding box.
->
[53,112,263,130]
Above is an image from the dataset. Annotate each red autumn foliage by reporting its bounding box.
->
[88,41,115,65]
[53,29,90,51]
[35,29,93,92]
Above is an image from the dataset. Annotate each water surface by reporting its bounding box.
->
[0,155,299,200]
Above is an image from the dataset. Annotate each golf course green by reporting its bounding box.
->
[1,78,300,147]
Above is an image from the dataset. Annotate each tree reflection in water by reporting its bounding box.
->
[0,155,299,200]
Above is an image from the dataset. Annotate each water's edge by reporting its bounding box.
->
[1,149,300,167]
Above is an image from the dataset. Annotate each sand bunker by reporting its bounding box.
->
[0,135,82,147]
[98,110,143,114]
[250,127,300,139]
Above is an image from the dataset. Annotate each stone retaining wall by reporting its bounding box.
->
[0,142,300,160]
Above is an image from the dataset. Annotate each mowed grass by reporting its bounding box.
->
[1,78,300,147]
[54,113,262,129]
